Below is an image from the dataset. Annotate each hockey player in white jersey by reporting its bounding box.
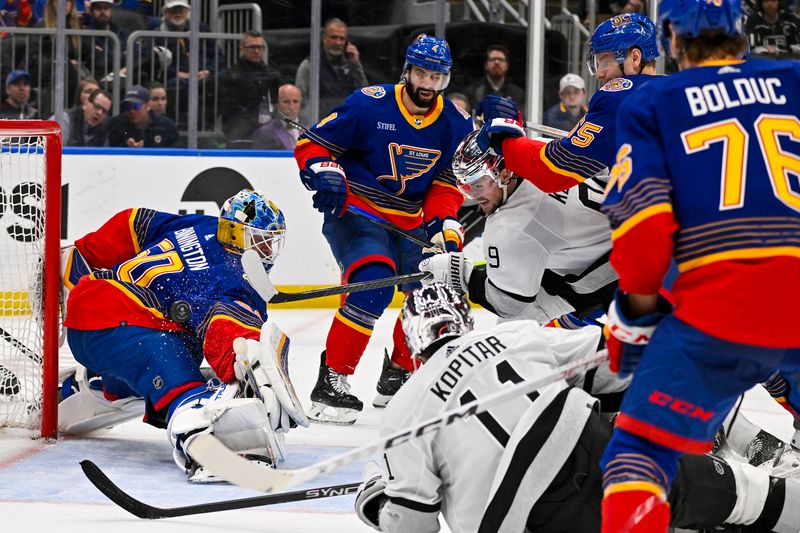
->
[420,129,615,325]
[355,284,800,533]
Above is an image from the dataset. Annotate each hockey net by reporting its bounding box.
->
[0,121,62,439]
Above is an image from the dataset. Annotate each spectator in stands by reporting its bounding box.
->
[156,0,224,126]
[253,83,302,150]
[75,77,101,107]
[543,73,587,132]
[147,80,167,115]
[0,70,37,118]
[467,45,525,112]
[295,18,367,125]
[746,0,800,57]
[108,84,178,148]
[34,0,85,115]
[0,0,36,28]
[56,88,112,146]
[447,92,471,115]
[219,30,282,144]
[81,0,131,81]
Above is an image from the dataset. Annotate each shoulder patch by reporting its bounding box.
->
[601,78,634,92]
[317,112,337,128]
[361,86,387,99]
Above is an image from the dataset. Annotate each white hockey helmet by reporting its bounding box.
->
[452,130,506,200]
[402,283,474,359]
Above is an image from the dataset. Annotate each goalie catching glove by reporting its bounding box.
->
[605,291,672,378]
[418,252,473,295]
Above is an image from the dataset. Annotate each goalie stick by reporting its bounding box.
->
[79,460,359,519]
[0,325,43,365]
[241,249,430,304]
[188,350,609,493]
[524,121,568,139]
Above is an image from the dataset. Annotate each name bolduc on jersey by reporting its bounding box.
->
[295,84,473,229]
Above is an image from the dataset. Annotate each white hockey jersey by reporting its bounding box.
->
[480,176,615,321]
[377,321,607,533]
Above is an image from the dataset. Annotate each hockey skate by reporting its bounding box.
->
[372,349,411,408]
[308,351,363,425]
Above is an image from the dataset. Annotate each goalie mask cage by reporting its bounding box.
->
[0,121,62,439]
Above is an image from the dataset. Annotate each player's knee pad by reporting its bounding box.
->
[669,454,740,528]
[345,262,396,318]
[167,381,278,479]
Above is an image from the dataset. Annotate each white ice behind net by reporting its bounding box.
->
[0,135,47,430]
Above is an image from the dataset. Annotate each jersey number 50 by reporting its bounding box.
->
[681,114,800,212]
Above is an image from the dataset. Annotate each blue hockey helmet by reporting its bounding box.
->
[403,34,453,90]
[658,0,743,55]
[587,13,659,75]
[218,189,286,269]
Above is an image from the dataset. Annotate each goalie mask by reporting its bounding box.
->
[218,190,286,269]
[402,283,474,359]
[452,130,509,208]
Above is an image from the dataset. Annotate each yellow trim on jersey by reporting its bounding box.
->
[611,203,674,241]
[206,313,262,334]
[334,311,374,336]
[697,59,745,67]
[603,480,666,499]
[678,246,800,273]
[128,209,141,252]
[539,144,587,183]
[355,193,423,219]
[107,279,167,319]
[394,85,444,130]
[296,138,311,148]
[63,249,78,291]
[430,180,462,194]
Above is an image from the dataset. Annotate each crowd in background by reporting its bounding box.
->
[0,0,798,148]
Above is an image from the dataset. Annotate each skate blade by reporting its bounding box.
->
[372,393,393,408]
[308,401,359,425]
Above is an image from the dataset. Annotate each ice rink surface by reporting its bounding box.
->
[0,308,793,533]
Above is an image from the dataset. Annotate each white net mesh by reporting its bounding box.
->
[0,135,47,430]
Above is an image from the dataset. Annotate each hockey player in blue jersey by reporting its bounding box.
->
[475,12,659,194]
[60,190,308,481]
[598,0,800,530]
[293,34,474,423]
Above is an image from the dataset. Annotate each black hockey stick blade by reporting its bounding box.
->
[242,249,431,304]
[79,460,359,519]
[347,205,440,250]
[0,325,43,365]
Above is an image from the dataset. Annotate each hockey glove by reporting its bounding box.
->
[605,291,672,378]
[299,158,349,216]
[475,95,524,153]
[355,461,388,531]
[418,252,474,295]
[423,216,464,253]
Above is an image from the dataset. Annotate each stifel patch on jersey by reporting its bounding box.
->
[601,78,634,92]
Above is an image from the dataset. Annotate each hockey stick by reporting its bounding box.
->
[79,460,359,519]
[0,325,43,365]
[189,350,609,493]
[524,121,568,139]
[241,249,430,304]
[346,205,440,251]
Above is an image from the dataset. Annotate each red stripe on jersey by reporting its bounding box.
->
[202,318,261,383]
[348,195,422,230]
[74,208,139,268]
[611,212,678,295]
[64,279,186,332]
[615,413,713,454]
[672,256,800,347]
[294,138,333,170]
[501,136,583,193]
[423,181,464,223]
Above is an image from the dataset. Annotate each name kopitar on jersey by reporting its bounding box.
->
[430,335,508,402]
[174,227,209,271]
[684,76,786,117]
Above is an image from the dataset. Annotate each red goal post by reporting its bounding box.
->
[0,120,62,439]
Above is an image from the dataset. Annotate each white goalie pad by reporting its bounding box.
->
[233,318,309,429]
[58,367,144,435]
